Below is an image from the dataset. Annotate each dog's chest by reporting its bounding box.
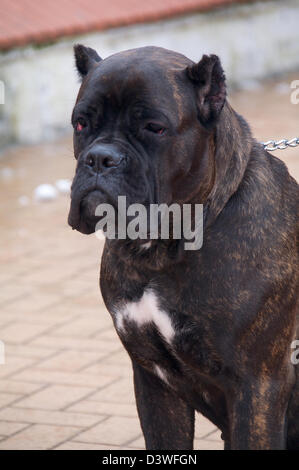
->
[114,290,175,344]
[112,288,221,389]
[112,289,177,382]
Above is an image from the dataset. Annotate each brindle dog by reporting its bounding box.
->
[68,45,299,449]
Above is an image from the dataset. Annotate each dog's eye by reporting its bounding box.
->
[75,118,86,133]
[144,123,165,135]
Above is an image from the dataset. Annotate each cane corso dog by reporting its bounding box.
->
[68,45,299,449]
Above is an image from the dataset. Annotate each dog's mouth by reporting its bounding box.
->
[68,169,158,240]
[68,189,156,242]
[68,189,108,235]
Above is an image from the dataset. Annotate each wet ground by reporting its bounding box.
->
[0,74,298,449]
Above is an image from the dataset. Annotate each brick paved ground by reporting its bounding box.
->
[0,74,298,450]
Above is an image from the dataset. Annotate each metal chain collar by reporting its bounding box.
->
[262,137,299,151]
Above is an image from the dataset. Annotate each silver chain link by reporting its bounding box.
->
[262,137,299,151]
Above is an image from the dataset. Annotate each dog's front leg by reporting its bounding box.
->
[228,377,292,450]
[132,361,195,450]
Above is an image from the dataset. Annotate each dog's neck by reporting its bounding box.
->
[205,102,253,228]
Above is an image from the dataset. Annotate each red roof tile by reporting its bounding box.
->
[0,0,258,51]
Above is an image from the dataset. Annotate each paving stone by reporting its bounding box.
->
[0,407,106,427]
[29,334,120,353]
[95,328,120,342]
[0,424,80,450]
[88,378,136,404]
[13,384,94,410]
[194,439,224,450]
[49,317,109,338]
[55,441,131,450]
[194,414,217,439]
[206,429,222,441]
[0,356,36,379]
[82,361,132,378]
[0,322,52,344]
[5,294,63,314]
[0,421,29,436]
[103,350,132,366]
[0,284,32,304]
[12,368,116,388]
[67,400,138,417]
[74,416,141,446]
[127,435,145,449]
[5,344,57,359]
[36,350,107,372]
[0,380,44,395]
[0,393,21,408]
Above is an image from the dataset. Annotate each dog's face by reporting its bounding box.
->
[68,46,226,235]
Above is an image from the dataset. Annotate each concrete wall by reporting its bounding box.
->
[0,0,299,147]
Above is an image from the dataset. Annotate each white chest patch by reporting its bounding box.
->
[115,290,175,343]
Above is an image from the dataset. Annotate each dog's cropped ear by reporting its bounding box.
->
[186,54,226,126]
[74,44,102,79]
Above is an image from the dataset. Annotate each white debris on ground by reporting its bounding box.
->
[0,167,14,181]
[18,195,30,206]
[240,79,262,91]
[55,179,71,194]
[274,82,290,94]
[18,179,71,205]
[34,184,58,202]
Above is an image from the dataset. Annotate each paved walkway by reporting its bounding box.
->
[0,75,298,450]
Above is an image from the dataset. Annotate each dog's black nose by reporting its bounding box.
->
[85,144,123,172]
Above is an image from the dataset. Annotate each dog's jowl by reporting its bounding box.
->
[68,45,299,450]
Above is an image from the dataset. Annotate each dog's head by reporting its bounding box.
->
[68,45,226,235]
